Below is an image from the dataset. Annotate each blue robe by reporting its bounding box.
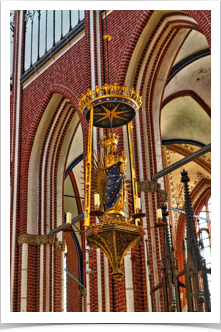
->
[104,164,124,211]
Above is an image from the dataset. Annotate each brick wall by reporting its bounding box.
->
[10,9,211,312]
[183,10,211,50]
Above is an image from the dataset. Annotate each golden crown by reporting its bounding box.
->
[78,83,142,114]
[99,132,119,149]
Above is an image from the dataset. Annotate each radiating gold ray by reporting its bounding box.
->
[100,149,104,166]
[91,149,106,207]
[94,103,124,125]
[95,115,109,123]
[93,156,98,163]
[94,149,99,160]
[115,110,131,114]
[114,114,128,121]
[101,103,119,114]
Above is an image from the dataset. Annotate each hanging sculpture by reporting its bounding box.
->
[78,82,145,283]
[77,15,146,283]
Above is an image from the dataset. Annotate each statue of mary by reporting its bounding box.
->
[103,135,126,216]
[92,133,127,216]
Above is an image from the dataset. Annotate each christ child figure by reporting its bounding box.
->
[119,150,127,175]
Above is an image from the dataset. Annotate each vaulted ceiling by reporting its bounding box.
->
[162,30,211,145]
[161,29,211,237]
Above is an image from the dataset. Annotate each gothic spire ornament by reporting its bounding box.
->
[181,169,211,312]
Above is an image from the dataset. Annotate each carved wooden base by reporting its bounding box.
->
[86,219,143,283]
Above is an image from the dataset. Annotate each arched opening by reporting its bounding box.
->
[26,91,86,311]
[122,9,211,312]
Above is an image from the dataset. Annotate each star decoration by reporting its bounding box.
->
[94,104,131,125]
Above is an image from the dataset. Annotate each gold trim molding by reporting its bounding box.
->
[18,234,66,251]
[78,83,142,115]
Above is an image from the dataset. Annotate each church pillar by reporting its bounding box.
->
[20,243,28,311]
[18,234,66,312]
[10,9,24,312]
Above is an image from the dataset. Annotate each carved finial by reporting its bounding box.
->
[181,169,190,183]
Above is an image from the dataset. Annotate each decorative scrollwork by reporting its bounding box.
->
[25,10,36,23]
[10,11,17,35]
[18,234,66,251]
[10,21,14,33]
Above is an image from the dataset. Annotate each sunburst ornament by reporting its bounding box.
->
[95,103,131,126]
[78,83,142,129]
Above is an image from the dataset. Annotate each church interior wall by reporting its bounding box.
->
[10,9,211,313]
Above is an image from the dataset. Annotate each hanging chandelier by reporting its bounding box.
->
[78,12,145,283]
[78,82,142,128]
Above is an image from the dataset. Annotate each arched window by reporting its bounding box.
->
[23,10,84,72]
[197,196,211,295]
